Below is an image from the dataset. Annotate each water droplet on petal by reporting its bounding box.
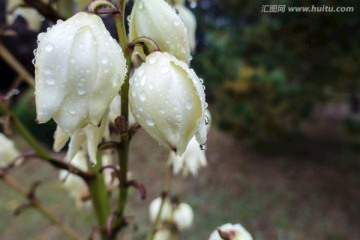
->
[138,68,145,77]
[146,115,154,126]
[69,110,76,115]
[45,77,55,85]
[140,76,147,86]
[44,43,54,52]
[199,144,207,150]
[139,3,144,9]
[100,53,109,65]
[56,19,64,25]
[77,84,86,95]
[140,91,146,101]
[173,18,181,26]
[186,101,193,110]
[149,57,156,64]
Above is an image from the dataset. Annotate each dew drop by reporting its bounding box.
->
[43,67,51,75]
[149,84,154,89]
[186,101,193,110]
[173,19,181,26]
[56,19,64,25]
[138,68,145,77]
[77,84,86,95]
[70,58,76,64]
[139,3,144,9]
[69,110,76,115]
[45,77,55,85]
[205,115,211,125]
[140,91,146,101]
[146,115,154,126]
[37,32,45,42]
[159,108,165,114]
[32,59,36,66]
[100,53,109,65]
[199,144,207,150]
[140,76,147,86]
[149,57,156,64]
[44,43,54,52]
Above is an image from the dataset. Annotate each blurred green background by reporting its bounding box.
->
[1,0,360,239]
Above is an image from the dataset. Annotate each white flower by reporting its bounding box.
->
[173,203,194,230]
[59,151,89,208]
[153,229,172,240]
[169,137,207,176]
[129,52,207,156]
[34,12,126,135]
[149,197,173,223]
[174,2,197,51]
[129,0,191,64]
[59,150,117,208]
[0,133,22,167]
[53,109,110,164]
[209,223,253,240]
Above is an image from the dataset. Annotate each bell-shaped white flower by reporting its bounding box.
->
[174,1,197,52]
[169,137,206,176]
[173,202,194,230]
[59,151,89,208]
[153,229,172,240]
[0,133,22,167]
[149,197,173,223]
[53,109,110,164]
[129,52,207,156]
[169,109,211,176]
[34,12,127,135]
[209,223,253,240]
[129,0,191,64]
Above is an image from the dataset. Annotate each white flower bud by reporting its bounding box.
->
[153,229,172,240]
[109,94,137,127]
[149,197,173,223]
[174,3,197,52]
[0,133,22,167]
[129,52,207,156]
[169,136,207,176]
[173,203,194,230]
[209,223,253,240]
[59,151,89,208]
[129,0,191,64]
[34,12,127,135]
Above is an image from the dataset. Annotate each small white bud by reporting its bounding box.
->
[0,133,22,167]
[34,12,127,135]
[149,197,173,223]
[6,0,42,30]
[129,52,207,156]
[173,203,194,230]
[129,0,191,64]
[209,223,253,240]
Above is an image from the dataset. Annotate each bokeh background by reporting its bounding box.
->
[1,0,360,239]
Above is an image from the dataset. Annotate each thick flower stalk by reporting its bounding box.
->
[209,223,253,240]
[129,51,207,156]
[0,133,22,167]
[34,12,127,135]
[129,0,191,64]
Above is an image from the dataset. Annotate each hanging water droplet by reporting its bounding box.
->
[45,77,55,85]
[205,115,211,125]
[37,32,45,42]
[32,59,36,66]
[77,84,86,95]
[146,115,154,126]
[140,76,147,86]
[56,19,64,25]
[100,53,109,65]
[186,101,193,110]
[44,43,54,52]
[199,144,207,150]
[140,91,146,101]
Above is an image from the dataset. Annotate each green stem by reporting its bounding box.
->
[86,153,110,239]
[0,171,84,240]
[0,44,35,87]
[112,0,133,232]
